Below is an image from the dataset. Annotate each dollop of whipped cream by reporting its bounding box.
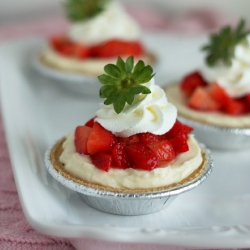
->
[68,1,140,46]
[95,78,177,137]
[201,34,250,98]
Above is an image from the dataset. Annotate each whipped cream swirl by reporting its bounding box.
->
[68,1,140,46]
[95,79,177,137]
[201,35,250,98]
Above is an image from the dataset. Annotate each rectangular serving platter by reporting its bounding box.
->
[1,35,250,248]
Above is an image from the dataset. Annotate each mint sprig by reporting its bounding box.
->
[98,56,155,114]
[202,19,250,66]
[64,0,110,22]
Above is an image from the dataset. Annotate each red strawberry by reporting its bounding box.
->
[74,125,92,155]
[90,153,112,172]
[223,99,248,115]
[118,134,140,145]
[169,134,189,154]
[112,142,132,169]
[245,93,250,109]
[207,82,232,107]
[139,132,159,145]
[50,36,68,50]
[188,87,221,111]
[125,143,160,170]
[91,39,144,58]
[165,120,193,139]
[87,122,116,154]
[181,71,207,96]
[147,140,175,162]
[85,117,96,127]
[72,43,91,59]
[57,43,74,56]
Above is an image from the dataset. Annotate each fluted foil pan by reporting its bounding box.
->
[179,117,250,150]
[45,143,213,216]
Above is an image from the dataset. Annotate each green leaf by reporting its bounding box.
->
[97,56,155,114]
[114,92,126,114]
[98,74,118,85]
[116,57,126,71]
[133,60,145,73]
[124,90,134,105]
[100,85,117,98]
[104,64,121,78]
[104,95,117,105]
[202,19,250,66]
[64,0,110,22]
[125,56,134,73]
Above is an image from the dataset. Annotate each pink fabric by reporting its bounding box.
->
[0,5,235,250]
[0,114,75,249]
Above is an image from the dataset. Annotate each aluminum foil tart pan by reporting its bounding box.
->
[179,117,250,150]
[45,141,213,216]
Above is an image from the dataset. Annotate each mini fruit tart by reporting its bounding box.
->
[38,0,156,77]
[165,19,250,150]
[45,56,212,215]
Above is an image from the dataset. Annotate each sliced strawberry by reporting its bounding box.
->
[112,142,132,169]
[188,87,221,111]
[74,125,92,155]
[57,43,74,56]
[87,122,116,154]
[85,117,96,127]
[223,99,248,116]
[118,134,140,145]
[125,143,159,170]
[207,82,232,107]
[169,134,189,154]
[180,71,207,96]
[72,43,91,59]
[91,39,144,58]
[245,93,250,109]
[147,140,175,162]
[90,152,112,172]
[50,35,68,50]
[139,132,159,145]
[165,120,193,139]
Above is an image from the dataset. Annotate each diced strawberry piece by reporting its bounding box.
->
[245,93,250,109]
[169,134,189,154]
[87,122,116,154]
[125,143,159,170]
[147,140,175,162]
[188,87,221,111]
[223,99,248,116]
[74,125,92,155]
[180,71,207,96]
[85,117,96,127]
[72,43,91,59]
[90,153,112,172]
[207,82,232,107]
[91,39,144,58]
[165,120,193,139]
[50,36,68,50]
[57,43,74,56]
[112,142,132,169]
[118,134,140,145]
[139,132,159,145]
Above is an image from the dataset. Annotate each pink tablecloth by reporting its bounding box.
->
[0,6,235,250]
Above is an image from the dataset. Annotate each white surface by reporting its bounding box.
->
[0,35,250,248]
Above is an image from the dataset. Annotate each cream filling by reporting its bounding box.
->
[59,133,202,189]
[40,48,152,76]
[165,84,250,128]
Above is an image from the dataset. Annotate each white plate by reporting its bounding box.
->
[1,36,250,249]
